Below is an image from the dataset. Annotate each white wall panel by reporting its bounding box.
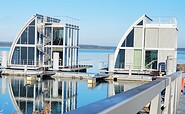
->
[134,27,143,48]
[158,28,177,48]
[145,28,158,48]
[125,49,134,69]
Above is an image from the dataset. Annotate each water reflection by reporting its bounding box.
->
[0,76,145,114]
[10,77,77,114]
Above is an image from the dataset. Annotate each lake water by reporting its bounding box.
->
[0,76,144,114]
[78,49,114,73]
[0,49,185,114]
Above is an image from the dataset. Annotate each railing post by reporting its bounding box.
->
[174,75,181,114]
[170,80,175,114]
[174,79,178,114]
[177,75,182,107]
[149,94,161,114]
[163,77,171,114]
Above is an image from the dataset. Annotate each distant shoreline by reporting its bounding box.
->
[0,41,116,50]
[0,41,184,51]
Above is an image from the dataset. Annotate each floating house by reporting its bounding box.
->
[109,15,178,74]
[2,14,91,72]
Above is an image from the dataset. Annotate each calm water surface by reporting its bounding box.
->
[177,51,185,64]
[78,49,114,73]
[0,49,185,114]
[0,76,144,114]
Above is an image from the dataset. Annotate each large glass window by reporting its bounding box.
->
[115,49,125,68]
[145,50,158,69]
[21,28,28,44]
[30,20,35,25]
[28,26,35,44]
[17,39,20,44]
[45,27,52,45]
[65,27,68,46]
[12,47,20,64]
[133,50,142,69]
[21,47,27,65]
[53,27,64,45]
[121,29,134,47]
[36,50,40,65]
[28,47,34,65]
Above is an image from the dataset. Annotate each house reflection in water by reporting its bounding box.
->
[3,76,145,114]
[9,77,77,114]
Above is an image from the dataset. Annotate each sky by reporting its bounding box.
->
[0,0,185,47]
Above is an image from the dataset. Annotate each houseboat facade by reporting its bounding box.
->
[7,14,80,70]
[111,15,178,74]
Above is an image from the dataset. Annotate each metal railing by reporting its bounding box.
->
[59,59,93,68]
[145,60,157,69]
[146,16,177,25]
[67,72,182,114]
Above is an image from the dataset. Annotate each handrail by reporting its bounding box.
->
[145,59,157,69]
[66,71,182,114]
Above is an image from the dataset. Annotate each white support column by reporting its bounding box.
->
[53,52,59,70]
[149,94,161,114]
[2,51,8,68]
[108,54,115,73]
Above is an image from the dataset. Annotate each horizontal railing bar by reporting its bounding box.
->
[67,78,167,114]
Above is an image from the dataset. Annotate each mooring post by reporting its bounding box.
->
[2,51,8,68]
[108,54,114,73]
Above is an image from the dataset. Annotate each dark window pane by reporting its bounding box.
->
[28,26,35,44]
[126,29,134,47]
[21,47,27,65]
[115,49,125,68]
[21,28,28,44]
[121,29,134,47]
[121,40,126,47]
[28,47,34,65]
[30,20,35,25]
[45,27,52,45]
[59,52,63,66]
[145,50,158,69]
[11,47,20,64]
[36,50,39,65]
[53,27,64,45]
[17,38,20,44]
[65,27,68,46]
[137,20,143,25]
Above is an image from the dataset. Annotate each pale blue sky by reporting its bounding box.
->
[0,0,184,47]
